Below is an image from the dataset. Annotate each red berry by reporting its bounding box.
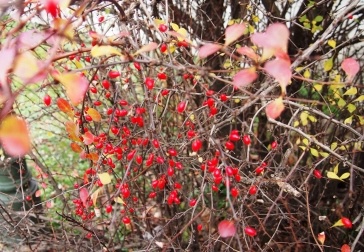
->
[197,224,203,231]
[176,101,187,113]
[25,195,32,201]
[271,141,278,149]
[168,148,178,157]
[98,16,104,22]
[341,217,353,229]
[145,77,155,90]
[90,86,97,93]
[248,185,258,195]
[255,166,265,175]
[244,226,257,237]
[108,70,120,78]
[102,80,111,89]
[313,169,322,179]
[158,24,168,32]
[94,100,102,106]
[229,131,240,142]
[160,43,167,53]
[43,94,52,106]
[189,199,197,207]
[85,232,93,239]
[220,94,228,101]
[149,192,157,198]
[243,135,251,145]
[157,72,167,80]
[167,166,174,176]
[161,89,169,96]
[133,62,141,71]
[225,141,235,150]
[225,166,234,176]
[105,205,113,213]
[122,216,131,224]
[191,139,202,152]
[230,187,239,197]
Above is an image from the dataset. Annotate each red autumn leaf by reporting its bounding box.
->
[82,131,95,145]
[266,97,285,119]
[236,46,259,62]
[341,58,359,81]
[232,68,258,88]
[198,43,222,58]
[0,116,31,157]
[218,220,236,238]
[251,23,289,60]
[225,23,246,46]
[57,98,74,117]
[53,72,88,106]
[42,0,60,18]
[86,152,99,162]
[341,244,351,252]
[79,187,89,207]
[70,142,82,153]
[264,57,292,94]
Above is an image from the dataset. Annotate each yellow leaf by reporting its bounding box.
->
[327,39,336,48]
[310,148,319,157]
[358,116,364,125]
[87,108,101,122]
[308,115,317,122]
[0,116,31,157]
[91,45,122,57]
[13,51,39,81]
[114,197,125,204]
[293,120,300,127]
[347,104,356,113]
[344,116,352,125]
[327,171,340,180]
[300,111,309,126]
[252,15,260,23]
[330,142,338,150]
[91,187,103,206]
[339,172,350,180]
[333,163,339,174]
[313,83,323,92]
[227,20,235,26]
[319,152,329,158]
[303,69,311,78]
[302,138,309,146]
[98,172,111,185]
[354,95,364,102]
[133,42,158,56]
[343,87,357,96]
[332,219,344,227]
[52,18,74,40]
[170,23,179,31]
[323,58,333,72]
[299,146,307,151]
[154,18,164,26]
[337,98,346,108]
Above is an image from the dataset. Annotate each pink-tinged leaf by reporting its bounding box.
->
[317,232,325,245]
[264,57,291,94]
[46,200,54,209]
[35,190,42,197]
[266,97,285,119]
[0,48,15,85]
[225,24,246,46]
[218,220,236,238]
[79,187,89,207]
[133,42,158,56]
[236,46,259,62]
[341,58,360,81]
[233,68,258,88]
[341,244,351,252]
[16,30,48,51]
[82,131,95,145]
[198,43,222,58]
[251,23,289,60]
[0,116,31,157]
[53,72,88,105]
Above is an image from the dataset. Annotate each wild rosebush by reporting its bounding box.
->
[0,0,363,251]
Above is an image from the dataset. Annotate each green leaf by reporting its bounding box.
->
[314,15,323,22]
[339,173,350,180]
[310,148,319,157]
[343,87,357,96]
[327,171,340,180]
[337,98,346,108]
[323,58,333,72]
